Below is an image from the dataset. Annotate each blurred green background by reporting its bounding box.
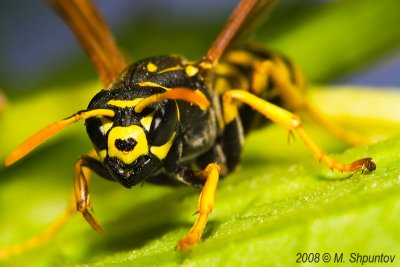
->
[0,0,400,266]
[0,0,399,97]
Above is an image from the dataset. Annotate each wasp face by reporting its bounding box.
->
[85,90,179,188]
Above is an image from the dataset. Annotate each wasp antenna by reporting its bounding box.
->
[134,88,210,113]
[5,109,115,167]
[203,0,258,65]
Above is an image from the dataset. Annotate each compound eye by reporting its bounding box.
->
[86,117,112,150]
[148,102,178,146]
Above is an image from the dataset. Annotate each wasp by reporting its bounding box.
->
[1,0,375,257]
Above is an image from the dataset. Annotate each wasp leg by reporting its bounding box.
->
[302,103,371,145]
[223,90,376,173]
[0,199,76,259]
[0,151,99,259]
[74,154,115,232]
[252,58,369,145]
[0,151,112,259]
[177,163,221,251]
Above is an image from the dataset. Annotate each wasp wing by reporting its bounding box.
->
[51,0,128,88]
[204,0,278,66]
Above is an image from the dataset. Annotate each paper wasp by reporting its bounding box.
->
[1,0,376,257]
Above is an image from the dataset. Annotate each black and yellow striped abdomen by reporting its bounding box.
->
[215,45,306,133]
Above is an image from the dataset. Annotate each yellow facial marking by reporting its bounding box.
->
[137,81,170,91]
[185,65,199,77]
[151,132,176,160]
[107,99,143,108]
[140,111,155,131]
[157,66,183,74]
[147,62,158,72]
[100,117,113,134]
[108,125,148,164]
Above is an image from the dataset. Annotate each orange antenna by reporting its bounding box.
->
[134,88,210,113]
[5,109,115,166]
[203,0,257,65]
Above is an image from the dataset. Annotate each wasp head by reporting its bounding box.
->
[85,87,179,188]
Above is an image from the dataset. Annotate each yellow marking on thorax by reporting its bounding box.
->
[213,63,250,93]
[137,81,170,91]
[147,62,158,72]
[151,132,176,160]
[107,99,143,108]
[198,61,212,70]
[185,65,199,77]
[108,125,148,164]
[157,66,183,74]
[225,50,257,66]
[213,62,240,76]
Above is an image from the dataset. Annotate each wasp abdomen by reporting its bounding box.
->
[215,45,305,133]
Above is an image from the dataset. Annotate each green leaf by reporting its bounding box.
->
[1,0,399,266]
[0,85,399,266]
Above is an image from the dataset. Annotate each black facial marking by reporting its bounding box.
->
[115,138,137,152]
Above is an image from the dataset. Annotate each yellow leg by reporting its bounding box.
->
[177,163,221,251]
[253,57,369,146]
[74,154,104,232]
[302,103,371,146]
[223,90,375,173]
[0,151,100,259]
[0,199,76,260]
